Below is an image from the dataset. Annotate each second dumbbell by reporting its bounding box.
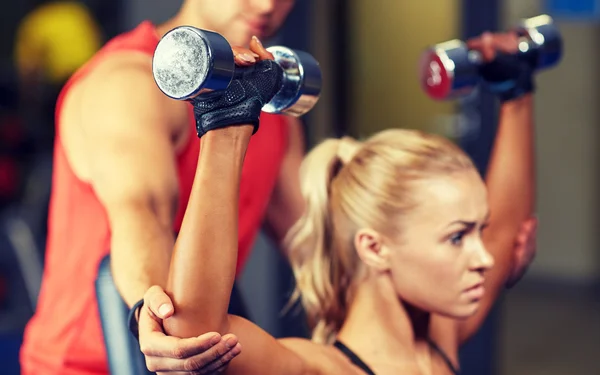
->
[419,14,562,100]
[152,26,322,117]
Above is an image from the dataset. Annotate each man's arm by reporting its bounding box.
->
[79,54,184,307]
[72,53,245,373]
[263,117,306,251]
[458,94,535,343]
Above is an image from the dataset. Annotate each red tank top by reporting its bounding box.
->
[20,21,289,375]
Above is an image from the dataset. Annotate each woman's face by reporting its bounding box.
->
[388,170,494,319]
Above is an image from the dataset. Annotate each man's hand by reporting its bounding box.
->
[506,217,538,289]
[139,286,242,374]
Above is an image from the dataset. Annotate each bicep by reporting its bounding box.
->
[81,62,181,230]
[87,130,179,225]
[223,315,312,375]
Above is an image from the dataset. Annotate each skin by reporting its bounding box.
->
[157,31,537,375]
[57,1,303,373]
[378,171,493,321]
[332,170,492,375]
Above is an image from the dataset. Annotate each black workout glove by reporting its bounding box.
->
[191,59,283,138]
[480,51,537,102]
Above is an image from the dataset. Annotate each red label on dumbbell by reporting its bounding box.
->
[420,51,451,100]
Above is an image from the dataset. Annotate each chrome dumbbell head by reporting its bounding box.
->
[263,46,322,117]
[152,26,235,100]
[515,14,563,71]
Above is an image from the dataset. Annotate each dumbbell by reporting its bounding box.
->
[152,26,322,116]
[419,14,562,100]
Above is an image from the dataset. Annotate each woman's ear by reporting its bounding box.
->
[354,229,391,272]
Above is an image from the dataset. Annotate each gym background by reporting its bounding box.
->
[0,1,598,374]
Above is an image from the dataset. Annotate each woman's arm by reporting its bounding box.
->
[162,126,316,375]
[159,44,323,373]
[458,94,535,343]
[164,126,251,336]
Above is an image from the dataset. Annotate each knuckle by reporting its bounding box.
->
[218,352,233,366]
[183,357,204,372]
[173,345,187,360]
[145,357,158,372]
[222,348,237,362]
[145,285,159,299]
[212,344,227,361]
[139,343,150,355]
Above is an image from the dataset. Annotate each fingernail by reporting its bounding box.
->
[210,334,221,345]
[225,337,238,349]
[238,53,256,63]
[252,35,263,47]
[158,304,172,317]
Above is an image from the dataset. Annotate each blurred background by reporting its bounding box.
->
[0,0,599,374]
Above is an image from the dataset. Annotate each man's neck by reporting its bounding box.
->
[156,13,196,40]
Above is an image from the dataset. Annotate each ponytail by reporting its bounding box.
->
[285,137,360,344]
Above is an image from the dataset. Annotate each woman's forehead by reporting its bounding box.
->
[408,173,488,225]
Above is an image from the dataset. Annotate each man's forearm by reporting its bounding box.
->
[110,211,175,308]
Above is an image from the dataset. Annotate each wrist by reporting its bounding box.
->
[496,74,534,102]
[202,126,253,151]
[500,93,533,111]
[127,299,145,340]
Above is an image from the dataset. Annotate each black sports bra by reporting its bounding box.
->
[333,339,460,375]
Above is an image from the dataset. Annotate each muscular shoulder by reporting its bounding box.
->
[64,50,189,141]
[279,338,363,375]
[72,51,187,132]
[59,50,188,181]
[83,51,173,113]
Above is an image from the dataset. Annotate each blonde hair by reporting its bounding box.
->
[285,129,476,344]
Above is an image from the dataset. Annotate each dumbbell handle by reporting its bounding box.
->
[465,16,560,71]
[457,35,541,69]
[209,47,320,117]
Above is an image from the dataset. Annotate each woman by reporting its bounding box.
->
[156,32,537,374]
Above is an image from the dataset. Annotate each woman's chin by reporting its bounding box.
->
[439,301,481,320]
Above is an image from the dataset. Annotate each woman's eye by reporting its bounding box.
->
[450,231,466,246]
[480,223,490,233]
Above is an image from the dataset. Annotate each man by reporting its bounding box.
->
[20,1,304,374]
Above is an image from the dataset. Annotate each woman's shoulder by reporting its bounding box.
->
[279,338,365,375]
